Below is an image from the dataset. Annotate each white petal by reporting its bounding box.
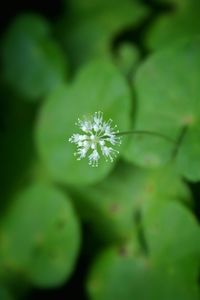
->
[89,149,100,167]
[94,111,103,125]
[69,134,81,143]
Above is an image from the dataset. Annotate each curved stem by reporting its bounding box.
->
[116,130,176,143]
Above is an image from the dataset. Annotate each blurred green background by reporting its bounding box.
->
[0,0,200,299]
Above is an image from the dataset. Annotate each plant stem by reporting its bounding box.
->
[116,130,176,143]
[171,126,188,159]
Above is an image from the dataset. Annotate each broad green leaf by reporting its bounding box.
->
[175,126,200,180]
[143,201,200,284]
[35,59,132,185]
[0,183,81,287]
[87,241,200,300]
[60,0,149,69]
[146,1,200,50]
[1,14,67,100]
[87,200,200,300]
[72,162,191,243]
[124,37,200,181]
[72,163,139,243]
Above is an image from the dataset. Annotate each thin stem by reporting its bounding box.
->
[171,125,188,160]
[116,130,176,143]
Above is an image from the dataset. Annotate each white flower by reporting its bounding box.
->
[69,112,121,167]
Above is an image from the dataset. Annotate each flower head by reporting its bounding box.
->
[69,112,121,167]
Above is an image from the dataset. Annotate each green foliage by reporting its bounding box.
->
[146,0,200,50]
[35,59,132,185]
[1,0,200,299]
[0,184,81,287]
[143,201,200,281]
[87,202,200,300]
[60,0,148,69]
[124,37,200,181]
[73,162,191,243]
[1,14,67,100]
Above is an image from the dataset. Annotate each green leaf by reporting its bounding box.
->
[87,241,200,300]
[72,162,191,243]
[1,14,67,100]
[0,183,81,287]
[126,164,192,213]
[60,0,149,69]
[72,163,139,243]
[143,201,200,284]
[146,1,200,50]
[35,59,132,185]
[124,37,200,181]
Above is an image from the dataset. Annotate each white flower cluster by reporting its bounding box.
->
[69,112,121,167]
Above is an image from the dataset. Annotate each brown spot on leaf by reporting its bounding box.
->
[182,114,195,125]
[118,246,128,257]
[146,183,155,193]
[109,203,120,214]
[57,218,67,229]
